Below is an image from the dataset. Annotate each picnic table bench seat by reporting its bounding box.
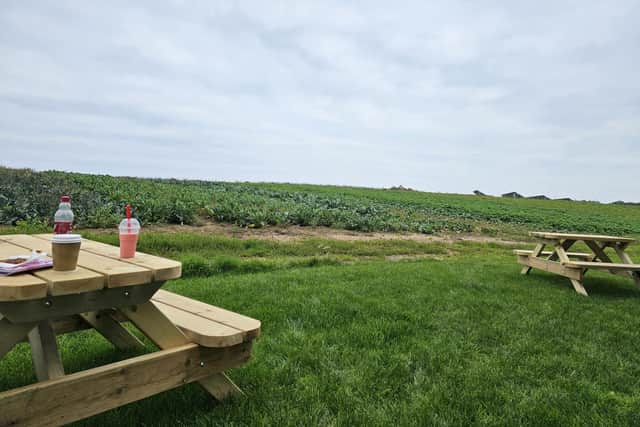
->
[513,249,593,259]
[15,292,262,350]
[152,290,261,348]
[561,261,640,271]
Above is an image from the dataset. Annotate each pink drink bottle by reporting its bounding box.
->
[53,195,74,234]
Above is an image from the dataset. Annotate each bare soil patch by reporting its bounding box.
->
[385,254,447,262]
[92,221,523,246]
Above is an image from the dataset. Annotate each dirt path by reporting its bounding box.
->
[106,221,525,246]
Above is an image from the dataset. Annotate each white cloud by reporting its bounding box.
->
[1,0,638,201]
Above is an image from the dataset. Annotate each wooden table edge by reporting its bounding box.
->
[529,231,636,243]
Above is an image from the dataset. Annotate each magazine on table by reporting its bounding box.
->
[0,250,52,276]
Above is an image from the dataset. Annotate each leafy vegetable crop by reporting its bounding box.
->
[1,167,638,235]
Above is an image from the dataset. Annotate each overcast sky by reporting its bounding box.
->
[1,1,639,202]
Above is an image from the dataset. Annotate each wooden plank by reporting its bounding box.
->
[154,302,247,348]
[6,234,151,288]
[20,316,92,340]
[25,296,261,350]
[28,320,65,381]
[613,243,640,287]
[530,232,635,243]
[121,301,191,348]
[555,245,589,296]
[614,244,635,265]
[537,237,564,246]
[0,281,163,324]
[33,268,105,296]
[0,316,35,359]
[0,274,48,302]
[520,243,544,275]
[0,241,49,301]
[152,290,261,335]
[0,235,105,296]
[548,239,576,262]
[517,255,583,280]
[199,373,244,400]
[570,279,589,296]
[584,241,614,263]
[17,315,126,344]
[45,235,182,282]
[121,301,245,401]
[561,261,640,271]
[80,312,144,351]
[0,342,252,427]
[514,250,592,259]
[554,244,571,263]
[583,240,630,277]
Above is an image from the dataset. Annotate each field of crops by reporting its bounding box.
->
[1,166,639,236]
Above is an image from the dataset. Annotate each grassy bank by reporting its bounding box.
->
[2,231,640,426]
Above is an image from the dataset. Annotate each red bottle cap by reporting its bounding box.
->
[61,195,71,202]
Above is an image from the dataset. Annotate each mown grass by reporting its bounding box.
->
[82,231,453,278]
[2,232,640,426]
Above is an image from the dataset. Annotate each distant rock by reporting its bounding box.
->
[612,200,640,206]
[473,190,487,196]
[527,195,550,200]
[389,185,415,191]
[555,197,573,201]
[501,192,524,199]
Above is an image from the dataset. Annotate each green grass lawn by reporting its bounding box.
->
[2,232,640,426]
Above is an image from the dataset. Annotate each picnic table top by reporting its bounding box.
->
[529,231,636,243]
[0,234,181,302]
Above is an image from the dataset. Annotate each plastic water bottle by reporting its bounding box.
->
[53,195,74,234]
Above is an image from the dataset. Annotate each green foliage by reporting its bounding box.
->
[179,253,343,277]
[14,219,50,234]
[1,166,639,235]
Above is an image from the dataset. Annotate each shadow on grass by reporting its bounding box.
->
[582,277,640,299]
[530,272,640,299]
[72,383,227,427]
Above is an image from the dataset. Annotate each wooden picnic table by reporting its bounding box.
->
[0,234,260,426]
[515,232,640,296]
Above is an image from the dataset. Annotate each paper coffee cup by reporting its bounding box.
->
[51,234,81,271]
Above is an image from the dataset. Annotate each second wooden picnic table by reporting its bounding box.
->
[0,234,260,426]
[515,232,640,296]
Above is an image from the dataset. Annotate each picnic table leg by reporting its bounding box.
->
[28,319,65,381]
[585,241,614,263]
[522,243,545,275]
[547,239,575,261]
[120,301,244,401]
[0,315,36,359]
[584,241,628,277]
[199,373,244,399]
[80,311,145,351]
[555,243,588,296]
[568,279,588,296]
[613,243,640,288]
